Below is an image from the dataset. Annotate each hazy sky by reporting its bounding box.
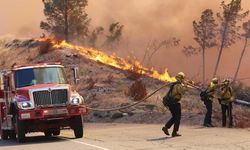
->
[1,0,250,83]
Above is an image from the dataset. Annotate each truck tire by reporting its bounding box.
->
[71,116,83,138]
[15,116,25,143]
[9,130,16,139]
[44,131,52,137]
[52,129,60,136]
[0,130,8,140]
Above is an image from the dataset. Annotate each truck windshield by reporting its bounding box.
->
[15,67,67,88]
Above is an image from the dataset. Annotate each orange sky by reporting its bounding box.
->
[1,0,250,84]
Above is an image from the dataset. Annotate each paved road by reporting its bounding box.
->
[0,123,250,150]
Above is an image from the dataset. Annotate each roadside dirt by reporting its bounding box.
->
[2,123,249,150]
[81,123,250,150]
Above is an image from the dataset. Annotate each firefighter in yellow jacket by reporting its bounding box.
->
[162,72,187,137]
[218,79,234,127]
[203,78,218,127]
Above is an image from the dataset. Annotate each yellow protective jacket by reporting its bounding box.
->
[206,82,217,102]
[170,82,186,102]
[219,86,234,105]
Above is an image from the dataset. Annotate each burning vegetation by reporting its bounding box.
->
[37,37,176,83]
[39,38,53,54]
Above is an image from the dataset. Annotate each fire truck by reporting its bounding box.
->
[0,63,88,142]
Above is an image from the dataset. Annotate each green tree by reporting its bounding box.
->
[213,0,248,77]
[103,22,124,49]
[89,26,104,48]
[143,38,180,66]
[233,20,250,81]
[192,9,217,84]
[40,0,90,42]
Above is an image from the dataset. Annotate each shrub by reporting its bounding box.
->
[39,38,53,54]
[126,79,147,101]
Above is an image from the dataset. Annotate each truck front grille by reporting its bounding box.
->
[33,89,68,106]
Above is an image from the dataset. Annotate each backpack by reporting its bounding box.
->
[200,89,213,102]
[162,82,178,107]
[220,86,233,102]
[200,90,209,102]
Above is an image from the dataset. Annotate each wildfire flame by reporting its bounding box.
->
[38,38,176,82]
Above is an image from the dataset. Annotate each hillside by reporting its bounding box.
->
[0,38,249,128]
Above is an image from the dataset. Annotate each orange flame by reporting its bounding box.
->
[38,38,176,82]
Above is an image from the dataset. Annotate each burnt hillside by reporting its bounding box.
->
[0,38,249,128]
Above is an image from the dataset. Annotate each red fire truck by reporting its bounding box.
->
[0,63,88,142]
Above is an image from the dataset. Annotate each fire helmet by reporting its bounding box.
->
[176,72,185,82]
[222,79,230,85]
[212,77,218,84]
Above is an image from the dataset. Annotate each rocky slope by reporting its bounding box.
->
[0,38,249,128]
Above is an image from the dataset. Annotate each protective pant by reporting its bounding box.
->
[204,100,212,125]
[165,103,181,133]
[221,103,233,127]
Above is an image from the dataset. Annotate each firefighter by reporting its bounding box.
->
[162,72,187,137]
[203,78,218,127]
[218,79,234,127]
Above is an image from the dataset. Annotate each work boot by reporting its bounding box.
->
[203,123,210,127]
[162,127,170,136]
[172,132,181,137]
[203,123,214,127]
[208,124,215,127]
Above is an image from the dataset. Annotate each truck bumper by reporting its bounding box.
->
[18,105,88,120]
[16,105,87,133]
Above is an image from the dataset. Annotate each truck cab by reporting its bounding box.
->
[0,63,87,142]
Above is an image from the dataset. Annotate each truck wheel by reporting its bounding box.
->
[9,130,16,139]
[72,116,83,138]
[44,131,52,137]
[52,129,60,136]
[15,116,25,143]
[0,130,8,140]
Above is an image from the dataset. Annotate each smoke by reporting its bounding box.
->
[1,0,250,83]
[89,1,219,37]
[87,0,250,83]
[0,0,44,37]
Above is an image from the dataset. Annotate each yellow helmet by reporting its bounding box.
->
[176,72,185,82]
[212,77,218,84]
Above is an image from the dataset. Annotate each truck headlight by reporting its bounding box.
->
[70,96,83,105]
[17,101,34,110]
[72,98,80,104]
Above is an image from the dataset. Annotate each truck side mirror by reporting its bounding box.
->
[72,67,80,84]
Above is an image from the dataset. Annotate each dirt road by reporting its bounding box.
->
[0,123,250,150]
